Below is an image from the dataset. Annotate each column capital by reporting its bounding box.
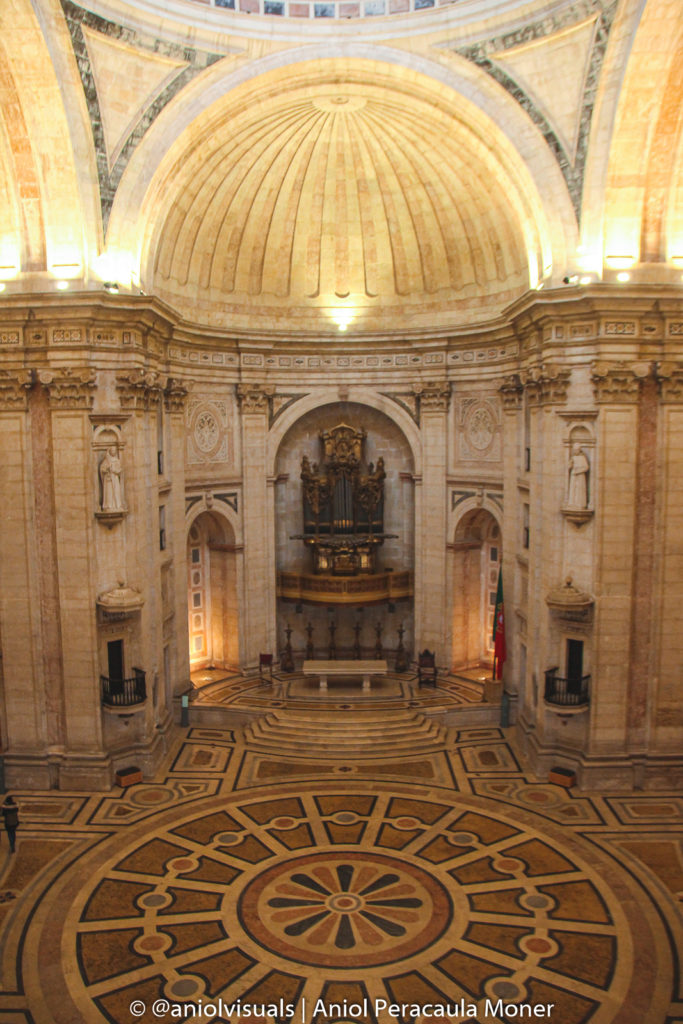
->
[591,361,649,403]
[523,365,570,406]
[37,367,97,409]
[236,383,275,414]
[413,380,450,413]
[0,369,32,410]
[499,373,523,411]
[656,361,683,403]
[116,369,165,411]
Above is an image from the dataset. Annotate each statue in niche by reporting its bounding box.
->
[566,444,590,509]
[100,445,124,511]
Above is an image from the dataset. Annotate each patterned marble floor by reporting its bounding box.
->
[0,693,681,1024]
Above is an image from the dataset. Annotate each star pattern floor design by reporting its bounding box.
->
[0,688,681,1024]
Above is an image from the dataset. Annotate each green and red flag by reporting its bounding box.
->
[493,568,506,680]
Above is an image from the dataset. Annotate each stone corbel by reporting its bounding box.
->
[413,380,451,413]
[236,383,275,414]
[545,577,594,624]
[97,582,144,621]
[37,367,97,409]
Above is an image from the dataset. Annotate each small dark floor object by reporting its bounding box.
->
[115,766,142,788]
[549,766,576,788]
[417,649,437,688]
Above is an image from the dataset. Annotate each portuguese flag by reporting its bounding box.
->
[492,568,506,680]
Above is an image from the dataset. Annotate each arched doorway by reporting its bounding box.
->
[451,508,502,669]
[187,511,239,671]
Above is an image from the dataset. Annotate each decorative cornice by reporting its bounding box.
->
[116,369,165,410]
[236,383,275,414]
[522,366,570,406]
[591,361,649,403]
[499,373,524,411]
[656,362,683,403]
[37,367,97,409]
[413,381,451,413]
[0,370,32,410]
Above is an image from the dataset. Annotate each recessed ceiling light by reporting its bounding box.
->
[55,280,69,290]
[616,272,630,282]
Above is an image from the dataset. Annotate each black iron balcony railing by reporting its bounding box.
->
[101,668,146,707]
[544,667,590,707]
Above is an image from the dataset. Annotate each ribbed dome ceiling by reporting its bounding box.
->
[145,62,539,331]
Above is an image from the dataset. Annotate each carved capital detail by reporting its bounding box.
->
[413,380,451,413]
[116,369,165,410]
[236,383,275,414]
[164,377,189,413]
[656,362,683,402]
[0,369,32,409]
[37,367,97,409]
[591,361,649,403]
[522,365,570,405]
[499,373,524,411]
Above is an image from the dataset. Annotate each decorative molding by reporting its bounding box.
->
[591,361,648,403]
[603,321,637,336]
[0,331,20,346]
[116,368,165,410]
[413,380,450,413]
[523,366,570,405]
[37,367,97,409]
[215,492,238,513]
[0,370,32,409]
[269,393,307,428]
[236,383,275,414]
[60,0,225,229]
[457,396,502,462]
[187,399,230,465]
[380,392,419,424]
[443,0,617,221]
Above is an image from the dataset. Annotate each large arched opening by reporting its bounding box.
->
[451,507,502,670]
[186,510,239,672]
[273,401,416,667]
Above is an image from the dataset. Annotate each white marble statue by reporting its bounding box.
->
[566,444,590,509]
[100,446,123,511]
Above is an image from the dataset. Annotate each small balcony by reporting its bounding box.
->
[101,668,146,708]
[544,667,590,708]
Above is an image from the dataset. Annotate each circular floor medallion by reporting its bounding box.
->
[239,850,452,968]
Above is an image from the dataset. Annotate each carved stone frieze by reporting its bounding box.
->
[37,367,97,409]
[0,370,32,409]
[236,383,275,414]
[499,373,523,411]
[522,366,570,406]
[116,369,165,410]
[413,381,450,413]
[656,362,683,402]
[591,361,649,403]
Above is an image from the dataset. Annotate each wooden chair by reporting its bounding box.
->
[417,649,437,688]
[259,653,273,683]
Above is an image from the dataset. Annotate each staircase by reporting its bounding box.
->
[241,708,450,758]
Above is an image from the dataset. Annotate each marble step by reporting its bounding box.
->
[242,711,447,754]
